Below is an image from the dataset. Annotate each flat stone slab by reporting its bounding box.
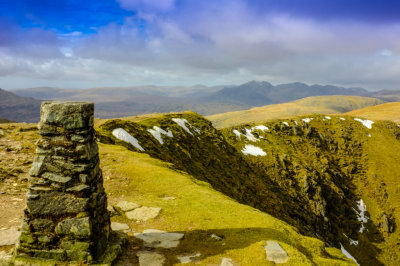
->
[115,201,141,212]
[134,229,184,248]
[264,240,289,264]
[0,227,21,246]
[126,207,161,221]
[177,253,201,263]
[137,251,166,266]
[220,257,234,266]
[111,222,131,233]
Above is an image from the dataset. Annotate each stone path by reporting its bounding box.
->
[111,222,131,233]
[177,253,201,263]
[134,229,184,249]
[126,207,162,222]
[137,251,166,266]
[115,201,141,212]
[113,201,162,222]
[0,227,21,246]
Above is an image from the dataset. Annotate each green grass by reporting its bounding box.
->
[207,95,385,128]
[346,102,400,123]
[99,143,355,265]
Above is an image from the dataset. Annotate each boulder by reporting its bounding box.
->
[264,240,289,263]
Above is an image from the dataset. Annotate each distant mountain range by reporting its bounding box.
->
[0,88,42,123]
[2,81,400,122]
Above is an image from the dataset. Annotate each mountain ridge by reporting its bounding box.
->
[3,81,400,122]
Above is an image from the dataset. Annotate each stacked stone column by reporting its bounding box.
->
[15,102,110,263]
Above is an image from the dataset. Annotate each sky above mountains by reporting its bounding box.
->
[1,0,400,90]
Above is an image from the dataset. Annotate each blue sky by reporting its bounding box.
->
[1,0,400,90]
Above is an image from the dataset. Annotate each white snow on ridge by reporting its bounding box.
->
[112,128,145,151]
[340,244,360,265]
[233,129,242,139]
[302,118,313,123]
[252,125,269,132]
[343,233,359,246]
[233,126,269,141]
[241,144,266,156]
[354,118,374,129]
[172,118,193,135]
[356,199,368,233]
[245,128,259,142]
[147,126,173,145]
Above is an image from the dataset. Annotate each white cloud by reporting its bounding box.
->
[2,0,400,90]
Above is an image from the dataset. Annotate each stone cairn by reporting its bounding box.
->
[13,102,123,264]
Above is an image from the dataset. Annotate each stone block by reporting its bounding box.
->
[27,191,89,216]
[19,232,35,245]
[39,102,94,131]
[55,217,92,237]
[29,155,47,177]
[31,219,54,232]
[33,249,67,261]
[42,172,71,183]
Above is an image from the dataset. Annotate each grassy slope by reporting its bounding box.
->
[207,95,385,128]
[100,143,353,265]
[0,117,12,123]
[0,121,353,265]
[346,102,400,123]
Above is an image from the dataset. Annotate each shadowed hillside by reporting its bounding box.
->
[207,95,385,128]
[95,112,400,265]
[0,89,42,123]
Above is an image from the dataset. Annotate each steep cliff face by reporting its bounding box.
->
[96,112,400,265]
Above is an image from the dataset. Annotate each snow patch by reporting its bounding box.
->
[147,126,173,145]
[354,118,374,129]
[340,244,360,265]
[245,128,259,142]
[233,129,242,139]
[193,127,201,134]
[252,125,269,132]
[112,128,144,151]
[343,233,359,245]
[325,116,331,120]
[302,118,313,123]
[355,199,368,233]
[339,117,346,121]
[242,145,266,156]
[172,118,193,135]
[282,122,289,126]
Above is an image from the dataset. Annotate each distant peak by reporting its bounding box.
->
[243,80,273,87]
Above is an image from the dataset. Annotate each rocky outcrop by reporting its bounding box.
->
[13,102,123,264]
